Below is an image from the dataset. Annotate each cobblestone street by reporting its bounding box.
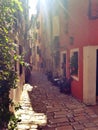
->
[18,71,98,130]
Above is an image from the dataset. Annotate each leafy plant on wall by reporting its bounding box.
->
[70,52,78,76]
[0,0,23,129]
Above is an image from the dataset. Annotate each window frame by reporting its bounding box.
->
[88,0,98,20]
[70,48,79,81]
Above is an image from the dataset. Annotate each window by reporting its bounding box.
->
[61,0,68,9]
[36,21,40,29]
[69,36,74,45]
[88,0,98,19]
[70,49,79,79]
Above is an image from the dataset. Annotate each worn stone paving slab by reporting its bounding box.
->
[28,71,98,130]
[15,84,47,130]
[23,71,98,130]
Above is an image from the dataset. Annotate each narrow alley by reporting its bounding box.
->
[2,0,98,129]
[18,71,98,130]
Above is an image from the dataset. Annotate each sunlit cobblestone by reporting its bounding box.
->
[16,71,98,130]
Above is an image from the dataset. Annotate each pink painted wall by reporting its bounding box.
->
[59,0,98,101]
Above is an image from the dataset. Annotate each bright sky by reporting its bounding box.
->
[29,0,38,17]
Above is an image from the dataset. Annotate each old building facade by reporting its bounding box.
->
[10,0,32,104]
[34,0,98,105]
[59,0,98,105]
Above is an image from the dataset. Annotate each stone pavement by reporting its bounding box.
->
[16,83,47,130]
[17,71,98,130]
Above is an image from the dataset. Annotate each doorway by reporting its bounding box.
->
[83,46,96,105]
[62,53,66,77]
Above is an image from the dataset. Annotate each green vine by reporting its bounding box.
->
[0,0,23,129]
